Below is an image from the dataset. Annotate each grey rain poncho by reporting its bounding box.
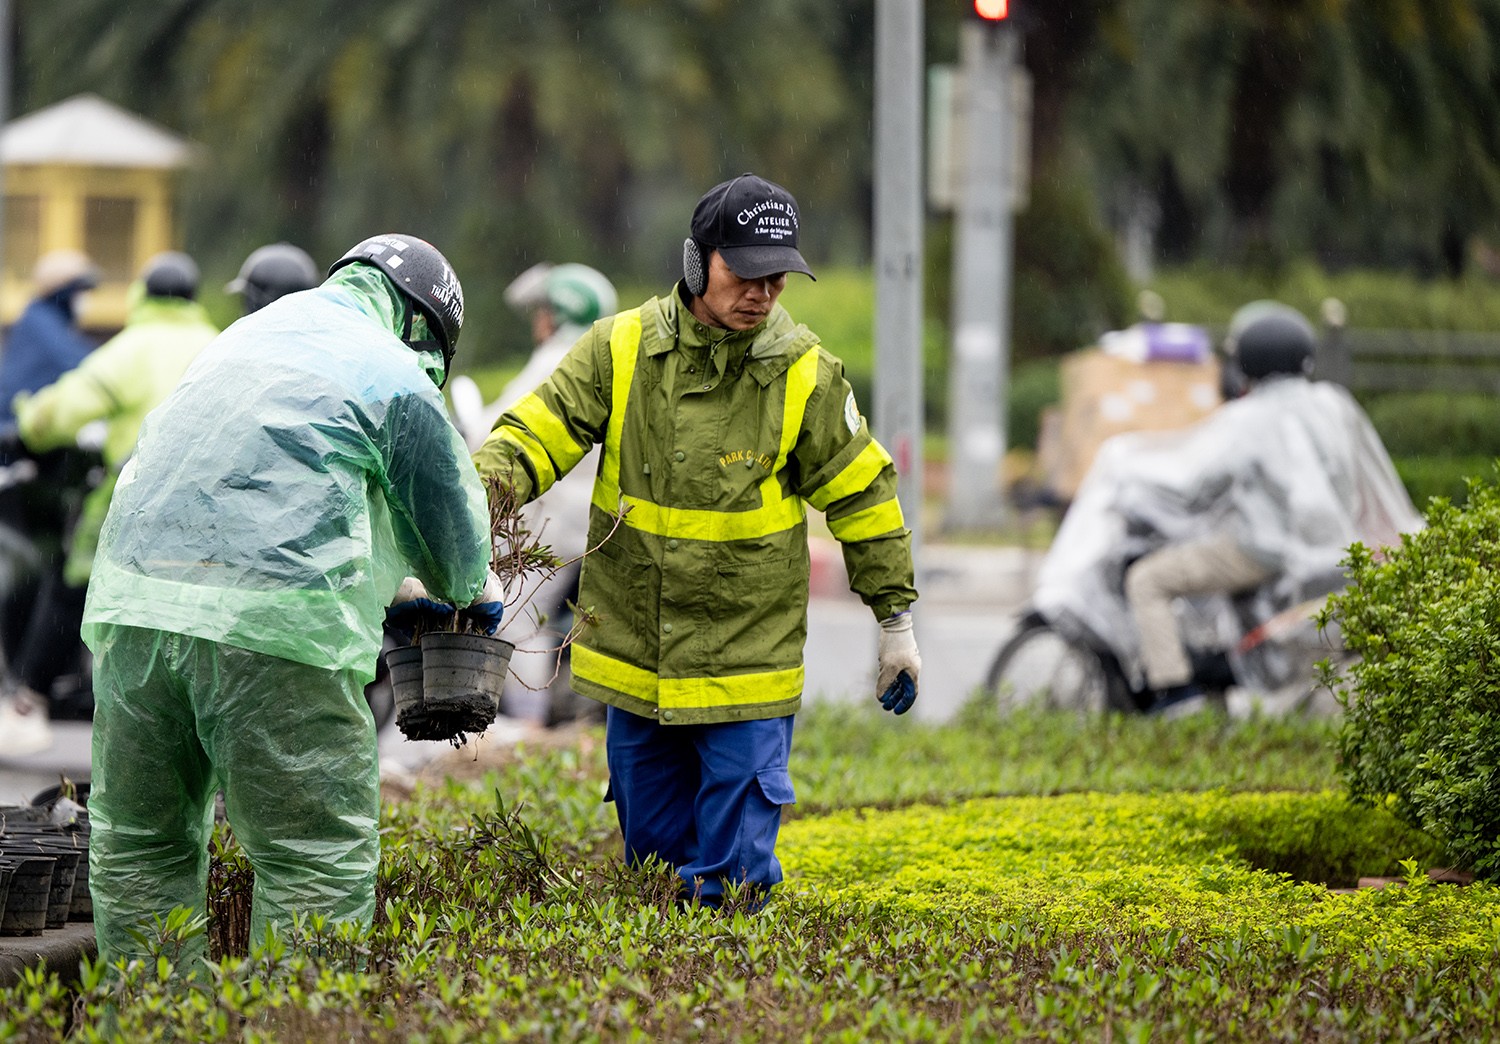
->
[1034,375,1422,682]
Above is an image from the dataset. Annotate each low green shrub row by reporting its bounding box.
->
[1147,263,1500,332]
[783,792,1461,940]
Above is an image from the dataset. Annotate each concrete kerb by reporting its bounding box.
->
[0,922,96,987]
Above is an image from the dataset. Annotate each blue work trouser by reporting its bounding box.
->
[605,707,795,904]
[89,625,380,968]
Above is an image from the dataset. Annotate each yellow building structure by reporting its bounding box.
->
[1,94,195,332]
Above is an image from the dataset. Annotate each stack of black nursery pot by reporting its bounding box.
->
[0,791,91,936]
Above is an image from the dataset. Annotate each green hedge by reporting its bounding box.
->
[1146,262,1500,332]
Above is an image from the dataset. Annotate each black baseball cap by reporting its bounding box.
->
[690,173,816,281]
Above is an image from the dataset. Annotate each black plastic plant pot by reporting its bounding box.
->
[404,631,515,743]
[387,644,428,737]
[0,855,56,935]
[21,843,80,929]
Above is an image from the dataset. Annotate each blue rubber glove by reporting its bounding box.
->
[458,569,506,636]
[460,601,505,636]
[385,597,455,644]
[879,671,917,715]
[876,612,920,715]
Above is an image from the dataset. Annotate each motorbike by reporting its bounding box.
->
[982,430,1352,717]
[982,532,1349,717]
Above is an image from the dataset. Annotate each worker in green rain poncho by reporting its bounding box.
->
[81,234,501,970]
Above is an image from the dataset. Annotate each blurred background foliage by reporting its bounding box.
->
[13,0,1500,379]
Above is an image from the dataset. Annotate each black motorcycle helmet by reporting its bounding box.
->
[329,234,464,381]
[1225,301,1316,380]
[141,251,200,301]
[227,243,320,314]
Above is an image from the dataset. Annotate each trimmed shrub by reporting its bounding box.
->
[1324,479,1500,879]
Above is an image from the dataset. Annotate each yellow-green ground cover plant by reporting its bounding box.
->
[1324,475,1500,881]
[3,707,1498,1041]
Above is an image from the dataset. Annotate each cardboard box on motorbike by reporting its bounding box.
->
[1040,340,1222,503]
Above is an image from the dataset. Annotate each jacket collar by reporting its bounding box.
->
[645,284,819,386]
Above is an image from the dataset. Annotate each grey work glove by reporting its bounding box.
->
[876,611,920,714]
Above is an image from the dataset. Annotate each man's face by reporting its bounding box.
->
[692,251,787,331]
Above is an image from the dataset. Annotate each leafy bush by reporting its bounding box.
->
[1324,479,1500,879]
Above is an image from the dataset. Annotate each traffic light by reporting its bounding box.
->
[971,0,1009,20]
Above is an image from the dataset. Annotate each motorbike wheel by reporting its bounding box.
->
[983,617,1127,715]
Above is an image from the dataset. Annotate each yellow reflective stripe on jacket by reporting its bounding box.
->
[497,428,557,491]
[592,331,821,542]
[600,309,642,495]
[572,644,657,702]
[663,666,804,707]
[573,644,804,708]
[512,392,588,475]
[808,440,894,511]
[611,495,805,542]
[828,497,906,541]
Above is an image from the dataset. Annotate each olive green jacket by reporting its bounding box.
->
[474,286,917,724]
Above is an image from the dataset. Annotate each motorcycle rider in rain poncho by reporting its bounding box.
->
[82,234,499,969]
[1040,302,1420,714]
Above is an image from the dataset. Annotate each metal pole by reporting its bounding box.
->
[945,21,1015,532]
[0,0,10,287]
[873,0,925,569]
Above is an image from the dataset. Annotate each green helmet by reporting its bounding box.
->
[543,264,617,328]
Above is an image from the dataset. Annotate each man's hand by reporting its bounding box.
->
[386,576,455,642]
[458,569,506,636]
[876,611,920,715]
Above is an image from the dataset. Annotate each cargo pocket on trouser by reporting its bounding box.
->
[740,765,796,893]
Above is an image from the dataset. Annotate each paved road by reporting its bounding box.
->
[0,542,1042,796]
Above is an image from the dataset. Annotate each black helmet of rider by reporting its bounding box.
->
[1226,301,1316,380]
[227,242,320,314]
[328,234,464,380]
[142,251,201,301]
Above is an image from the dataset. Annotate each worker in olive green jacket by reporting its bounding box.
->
[475,174,920,906]
[15,251,219,587]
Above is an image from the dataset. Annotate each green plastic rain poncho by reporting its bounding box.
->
[14,286,220,585]
[82,264,491,967]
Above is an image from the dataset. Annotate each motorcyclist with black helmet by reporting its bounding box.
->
[1121,301,1418,714]
[226,242,321,315]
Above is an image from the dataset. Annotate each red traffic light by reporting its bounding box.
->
[973,0,1009,19]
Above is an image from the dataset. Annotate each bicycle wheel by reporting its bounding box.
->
[983,618,1119,715]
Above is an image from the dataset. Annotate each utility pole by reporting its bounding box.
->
[873,0,925,563]
[945,6,1018,532]
[0,0,10,279]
